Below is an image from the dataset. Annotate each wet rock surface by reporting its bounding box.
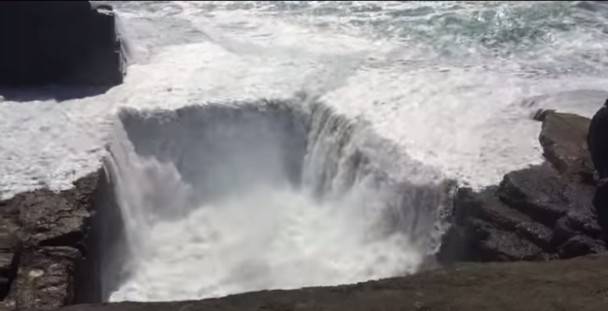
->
[60,253,608,311]
[0,1,125,88]
[438,110,606,263]
[0,171,104,310]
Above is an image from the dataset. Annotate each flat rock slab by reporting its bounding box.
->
[60,254,608,311]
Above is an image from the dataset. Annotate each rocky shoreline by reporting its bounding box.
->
[0,108,603,310]
[438,110,606,262]
[3,1,607,310]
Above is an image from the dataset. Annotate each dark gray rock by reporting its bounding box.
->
[472,218,547,261]
[16,189,89,248]
[439,110,606,263]
[0,199,21,302]
[13,247,81,311]
[497,164,569,224]
[0,1,125,87]
[558,235,604,259]
[588,100,608,237]
[0,233,20,299]
[437,186,559,263]
[588,100,608,179]
[537,109,594,183]
[0,170,107,310]
[593,182,608,237]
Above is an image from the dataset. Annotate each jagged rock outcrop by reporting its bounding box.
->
[0,170,107,310]
[59,253,608,311]
[538,109,595,182]
[438,110,606,263]
[0,1,125,87]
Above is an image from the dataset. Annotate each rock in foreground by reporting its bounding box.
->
[0,1,125,87]
[60,254,608,311]
[0,170,112,310]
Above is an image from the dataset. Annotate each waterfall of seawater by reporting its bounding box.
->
[102,100,453,302]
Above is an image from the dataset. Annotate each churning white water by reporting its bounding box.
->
[103,102,450,301]
[2,0,608,303]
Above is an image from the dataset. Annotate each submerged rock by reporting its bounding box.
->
[0,1,125,87]
[439,110,605,263]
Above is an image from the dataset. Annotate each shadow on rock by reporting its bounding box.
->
[588,99,608,237]
[0,85,115,102]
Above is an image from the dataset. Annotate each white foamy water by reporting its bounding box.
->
[103,103,448,301]
[2,0,608,302]
[109,180,422,302]
[2,1,608,197]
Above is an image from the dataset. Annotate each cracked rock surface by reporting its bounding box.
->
[0,171,102,311]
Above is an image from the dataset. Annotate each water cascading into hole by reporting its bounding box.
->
[100,97,453,302]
